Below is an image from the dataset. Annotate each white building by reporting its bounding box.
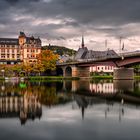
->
[90,65,114,73]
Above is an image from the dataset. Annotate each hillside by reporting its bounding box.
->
[42,45,76,56]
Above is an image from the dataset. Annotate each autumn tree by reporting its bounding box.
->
[32,62,45,76]
[37,50,59,71]
[11,64,23,76]
[22,62,33,76]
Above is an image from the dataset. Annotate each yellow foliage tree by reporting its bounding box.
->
[37,50,59,71]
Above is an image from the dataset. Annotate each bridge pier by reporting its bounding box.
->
[114,68,134,80]
[62,65,90,78]
[72,66,90,78]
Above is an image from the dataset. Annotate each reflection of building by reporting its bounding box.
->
[0,92,42,125]
[90,83,114,94]
[0,32,41,64]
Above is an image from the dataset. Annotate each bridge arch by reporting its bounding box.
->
[56,68,63,76]
[65,81,72,91]
[65,66,72,77]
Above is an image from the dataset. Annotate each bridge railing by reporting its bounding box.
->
[77,55,120,62]
[119,51,140,57]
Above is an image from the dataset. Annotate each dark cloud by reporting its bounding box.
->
[0,0,140,48]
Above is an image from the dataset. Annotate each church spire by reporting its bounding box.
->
[81,35,85,48]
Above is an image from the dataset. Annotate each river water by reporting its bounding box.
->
[0,79,140,140]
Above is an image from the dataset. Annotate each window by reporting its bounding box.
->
[11,62,14,65]
[17,55,20,59]
[1,55,5,58]
[12,54,14,58]
[17,49,20,53]
[1,49,5,53]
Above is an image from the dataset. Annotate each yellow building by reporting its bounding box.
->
[0,32,41,64]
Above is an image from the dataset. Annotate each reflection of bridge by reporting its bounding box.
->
[73,94,140,121]
[58,80,140,104]
[61,80,135,94]
[57,46,140,79]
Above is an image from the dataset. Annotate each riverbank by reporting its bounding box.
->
[91,75,140,79]
[27,76,79,81]
[91,75,113,79]
[0,75,139,81]
[135,76,140,79]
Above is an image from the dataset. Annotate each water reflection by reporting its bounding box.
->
[0,80,140,140]
[0,79,139,125]
[62,80,139,95]
[73,94,126,122]
[0,82,42,125]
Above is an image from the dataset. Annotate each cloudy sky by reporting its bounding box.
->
[0,0,140,51]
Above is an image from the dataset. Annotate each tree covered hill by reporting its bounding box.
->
[42,45,76,56]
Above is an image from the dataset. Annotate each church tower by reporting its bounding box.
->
[81,35,85,48]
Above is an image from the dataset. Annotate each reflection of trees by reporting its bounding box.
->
[28,82,72,106]
[0,81,72,108]
[39,86,58,106]
[24,82,59,106]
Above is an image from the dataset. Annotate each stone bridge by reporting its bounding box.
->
[56,51,140,80]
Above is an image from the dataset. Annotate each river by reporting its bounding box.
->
[0,79,140,140]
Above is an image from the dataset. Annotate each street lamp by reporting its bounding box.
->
[1,69,5,78]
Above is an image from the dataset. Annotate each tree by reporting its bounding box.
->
[33,62,45,76]
[132,64,140,74]
[37,50,59,71]
[22,62,33,76]
[11,64,23,76]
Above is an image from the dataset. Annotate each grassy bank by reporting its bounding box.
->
[134,76,140,79]
[91,75,140,79]
[27,76,80,81]
[0,77,4,80]
[91,75,113,79]
[0,75,139,81]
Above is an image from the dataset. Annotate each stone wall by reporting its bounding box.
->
[114,68,134,80]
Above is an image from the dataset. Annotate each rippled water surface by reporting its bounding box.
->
[0,79,140,140]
